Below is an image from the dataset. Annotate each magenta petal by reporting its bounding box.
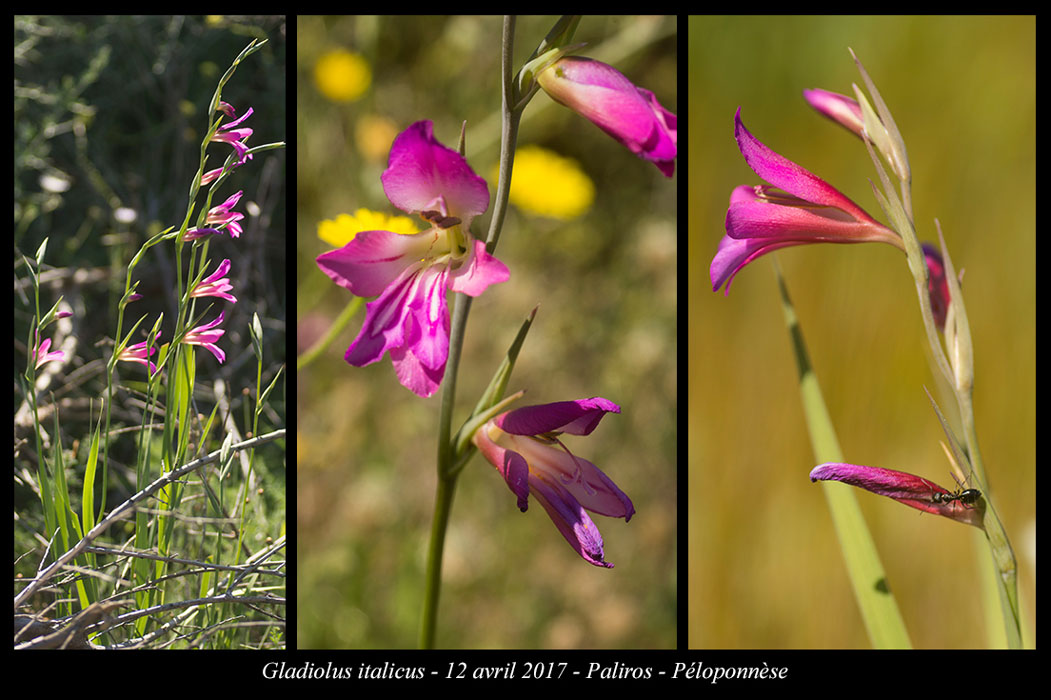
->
[345,263,451,397]
[726,196,892,242]
[381,121,490,224]
[316,229,440,297]
[473,425,531,510]
[529,472,612,568]
[803,88,865,138]
[500,446,532,512]
[390,343,447,398]
[447,240,510,297]
[400,266,450,372]
[710,232,799,295]
[498,397,621,436]
[734,108,873,222]
[202,342,226,364]
[539,57,676,176]
[540,449,635,520]
[344,264,423,366]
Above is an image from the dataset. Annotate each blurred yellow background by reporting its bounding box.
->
[689,16,1034,648]
[297,16,677,649]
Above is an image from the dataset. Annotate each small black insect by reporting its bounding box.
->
[931,486,981,509]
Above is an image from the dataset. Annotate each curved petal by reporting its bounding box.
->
[514,435,634,520]
[395,265,450,372]
[539,58,676,176]
[344,263,451,397]
[710,232,800,295]
[528,470,612,568]
[201,341,226,364]
[204,258,232,283]
[734,108,874,223]
[447,240,510,297]
[473,424,531,511]
[803,88,865,137]
[390,341,447,398]
[344,264,422,367]
[726,196,901,245]
[199,310,226,331]
[381,121,490,225]
[498,397,620,436]
[316,229,445,297]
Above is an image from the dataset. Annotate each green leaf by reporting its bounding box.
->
[775,262,911,649]
[81,408,103,532]
[257,365,285,415]
[35,237,49,267]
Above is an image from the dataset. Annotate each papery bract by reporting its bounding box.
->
[316,120,509,397]
[472,397,634,568]
[711,109,904,294]
[537,56,677,177]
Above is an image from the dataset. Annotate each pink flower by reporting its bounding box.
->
[211,101,254,166]
[183,193,245,241]
[472,397,634,568]
[537,56,677,177]
[206,191,245,238]
[200,162,242,186]
[182,310,226,364]
[183,227,222,241]
[316,120,510,397]
[711,109,905,294]
[33,336,65,370]
[810,462,984,529]
[118,331,161,375]
[190,259,237,304]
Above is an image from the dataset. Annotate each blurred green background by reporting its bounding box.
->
[296,16,677,649]
[689,16,1034,648]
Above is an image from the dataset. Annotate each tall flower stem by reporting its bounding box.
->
[419,15,521,649]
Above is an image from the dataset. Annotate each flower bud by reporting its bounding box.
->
[537,56,676,177]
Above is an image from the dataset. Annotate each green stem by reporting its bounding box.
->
[296,297,363,371]
[418,14,520,649]
[418,470,458,649]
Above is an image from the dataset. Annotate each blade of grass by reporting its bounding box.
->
[774,261,911,648]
